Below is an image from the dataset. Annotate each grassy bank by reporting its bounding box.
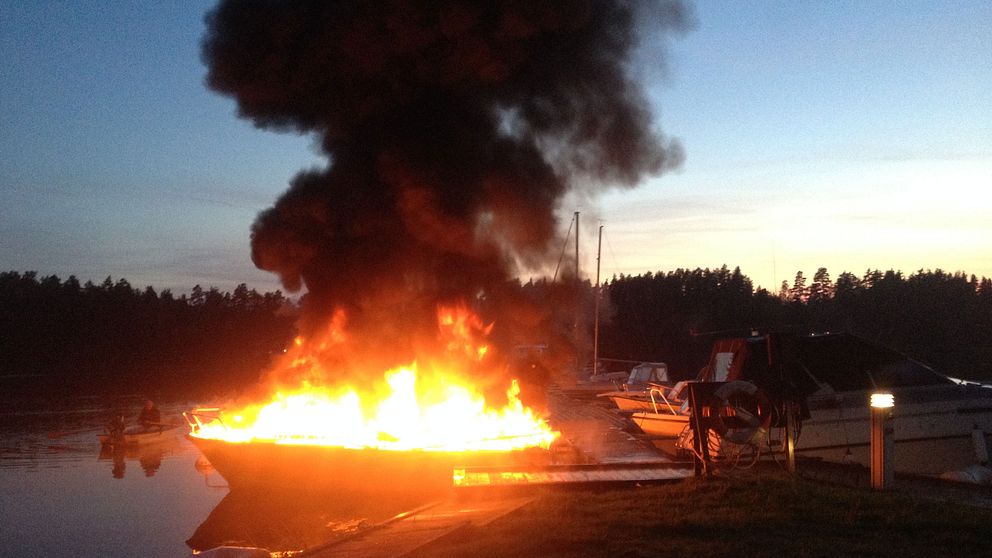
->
[411,472,992,558]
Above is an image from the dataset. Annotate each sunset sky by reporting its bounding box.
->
[2,0,989,295]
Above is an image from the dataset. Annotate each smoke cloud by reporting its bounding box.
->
[202,0,690,372]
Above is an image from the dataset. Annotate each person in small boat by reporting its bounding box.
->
[138,399,161,430]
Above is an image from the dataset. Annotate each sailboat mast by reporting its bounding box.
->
[593,224,603,373]
[574,211,579,281]
[574,211,580,375]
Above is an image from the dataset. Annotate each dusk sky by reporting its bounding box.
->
[2,0,989,296]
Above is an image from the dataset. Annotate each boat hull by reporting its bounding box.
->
[98,425,179,447]
[643,384,992,475]
[188,435,548,493]
[795,384,992,475]
[600,392,657,413]
[631,412,689,438]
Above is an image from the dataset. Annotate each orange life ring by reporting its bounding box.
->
[707,381,773,445]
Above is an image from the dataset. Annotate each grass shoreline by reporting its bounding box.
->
[410,469,992,558]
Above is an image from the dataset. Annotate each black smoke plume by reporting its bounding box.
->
[202,0,689,378]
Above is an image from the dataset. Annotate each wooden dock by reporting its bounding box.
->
[454,462,692,489]
[298,496,535,558]
[193,386,695,557]
[288,387,694,557]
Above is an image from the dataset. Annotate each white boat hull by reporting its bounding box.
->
[602,393,658,413]
[631,412,689,438]
[795,384,992,475]
[631,384,992,475]
[653,333,992,476]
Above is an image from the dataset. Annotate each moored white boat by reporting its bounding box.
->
[631,333,992,477]
[626,382,692,437]
[607,392,666,413]
[595,363,674,410]
[795,382,992,475]
[631,409,689,438]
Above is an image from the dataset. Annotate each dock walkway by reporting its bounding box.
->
[546,386,672,464]
[293,389,693,557]
[299,496,534,558]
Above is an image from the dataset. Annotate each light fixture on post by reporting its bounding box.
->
[870,392,895,489]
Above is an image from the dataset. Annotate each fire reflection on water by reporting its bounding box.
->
[0,404,225,558]
[186,486,439,553]
[1,404,426,557]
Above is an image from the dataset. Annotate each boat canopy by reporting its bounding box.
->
[627,362,669,385]
[718,332,952,399]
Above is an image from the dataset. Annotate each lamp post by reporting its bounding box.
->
[870,392,894,490]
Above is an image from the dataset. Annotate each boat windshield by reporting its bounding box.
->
[628,363,668,384]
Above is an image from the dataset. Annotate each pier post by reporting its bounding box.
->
[870,393,894,490]
[784,400,797,474]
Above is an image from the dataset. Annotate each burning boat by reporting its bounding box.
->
[185,307,559,492]
[185,387,556,492]
[191,0,690,492]
[184,380,557,492]
[186,429,551,493]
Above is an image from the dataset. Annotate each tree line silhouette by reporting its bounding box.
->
[0,271,295,403]
[598,266,992,382]
[2,265,990,406]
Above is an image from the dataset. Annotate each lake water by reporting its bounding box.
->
[0,400,441,558]
[0,402,227,557]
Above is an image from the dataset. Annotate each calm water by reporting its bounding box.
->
[0,400,439,558]
[0,402,227,558]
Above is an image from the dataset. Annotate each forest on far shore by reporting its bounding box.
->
[2,266,990,405]
[0,271,295,402]
[595,266,992,382]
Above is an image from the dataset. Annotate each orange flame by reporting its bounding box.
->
[190,304,558,452]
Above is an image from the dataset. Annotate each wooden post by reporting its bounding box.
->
[870,393,895,489]
[688,383,711,477]
[785,400,797,474]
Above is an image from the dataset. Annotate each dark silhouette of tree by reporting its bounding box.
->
[595,266,784,379]
[0,271,296,404]
[789,271,808,303]
[595,266,991,382]
[190,284,205,307]
[778,280,789,300]
[809,267,833,302]
[3,263,991,409]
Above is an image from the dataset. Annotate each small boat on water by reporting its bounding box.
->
[593,362,673,410]
[570,361,670,394]
[630,404,690,438]
[98,424,180,447]
[625,346,741,436]
[628,379,702,438]
[604,382,687,414]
